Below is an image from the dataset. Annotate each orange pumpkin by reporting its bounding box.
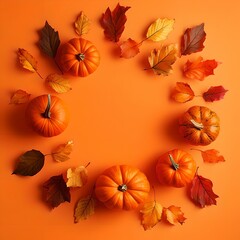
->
[95,165,150,210]
[156,149,196,188]
[179,106,220,145]
[58,38,100,77]
[26,94,69,137]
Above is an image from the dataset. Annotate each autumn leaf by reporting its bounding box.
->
[183,57,219,80]
[203,86,228,102]
[43,174,70,209]
[10,89,31,105]
[163,206,186,225]
[66,165,88,188]
[101,3,130,42]
[74,11,90,36]
[140,201,163,230]
[190,172,219,207]
[12,149,45,176]
[192,149,225,163]
[46,73,72,93]
[52,141,73,162]
[172,82,195,103]
[74,195,95,223]
[119,38,141,58]
[17,48,42,78]
[181,23,206,55]
[146,18,175,42]
[39,21,60,58]
[147,44,178,76]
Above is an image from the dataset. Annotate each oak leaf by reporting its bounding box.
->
[74,195,95,223]
[183,57,219,80]
[39,21,60,58]
[181,23,206,55]
[17,48,42,78]
[147,44,178,76]
[163,205,186,225]
[43,174,70,209]
[46,73,72,93]
[140,201,163,230]
[146,18,175,42]
[66,166,88,188]
[52,141,73,162]
[172,82,195,103]
[101,3,130,42]
[12,149,45,176]
[10,89,31,105]
[193,149,225,163]
[74,11,90,36]
[119,38,141,58]
[190,173,219,207]
[203,86,228,102]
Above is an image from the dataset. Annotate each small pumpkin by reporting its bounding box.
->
[26,94,69,137]
[156,149,196,188]
[179,106,220,145]
[58,38,100,77]
[95,165,150,210]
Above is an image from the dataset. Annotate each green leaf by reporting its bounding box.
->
[12,149,45,176]
[39,21,60,57]
[43,175,70,209]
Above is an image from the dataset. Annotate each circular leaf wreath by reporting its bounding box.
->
[11,4,227,230]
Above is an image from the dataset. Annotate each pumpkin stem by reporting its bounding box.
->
[42,94,51,119]
[169,154,179,171]
[190,119,204,130]
[118,184,128,192]
[75,53,85,61]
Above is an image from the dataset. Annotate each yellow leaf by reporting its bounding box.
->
[147,44,178,76]
[17,48,42,78]
[146,18,175,42]
[163,205,186,225]
[74,11,90,36]
[66,166,88,188]
[52,141,73,162]
[140,201,163,230]
[46,73,72,93]
[10,89,31,105]
[74,195,95,223]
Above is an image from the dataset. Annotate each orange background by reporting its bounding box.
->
[1,0,239,239]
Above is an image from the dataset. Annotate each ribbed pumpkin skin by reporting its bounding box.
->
[58,38,100,77]
[156,149,196,188]
[25,95,69,137]
[95,165,150,210]
[179,106,220,146]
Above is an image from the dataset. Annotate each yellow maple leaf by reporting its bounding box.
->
[147,44,178,76]
[146,18,175,42]
[74,11,90,36]
[46,73,72,93]
[163,205,186,225]
[66,166,88,188]
[17,48,42,78]
[140,201,163,230]
[52,141,73,162]
[74,195,95,223]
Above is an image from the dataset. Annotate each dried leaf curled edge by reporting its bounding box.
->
[52,140,73,162]
[10,89,31,105]
[163,205,186,225]
[74,195,95,223]
[46,73,72,93]
[74,11,90,36]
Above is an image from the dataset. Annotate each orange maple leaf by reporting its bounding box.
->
[10,89,31,105]
[119,38,141,58]
[183,56,219,80]
[163,205,186,225]
[172,82,195,103]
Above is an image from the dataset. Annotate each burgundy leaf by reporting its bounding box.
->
[203,86,228,102]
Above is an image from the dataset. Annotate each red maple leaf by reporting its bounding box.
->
[181,23,206,55]
[203,86,228,102]
[101,3,130,42]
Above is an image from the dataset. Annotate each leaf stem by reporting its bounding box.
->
[54,59,64,74]
[85,162,91,168]
[36,70,43,79]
